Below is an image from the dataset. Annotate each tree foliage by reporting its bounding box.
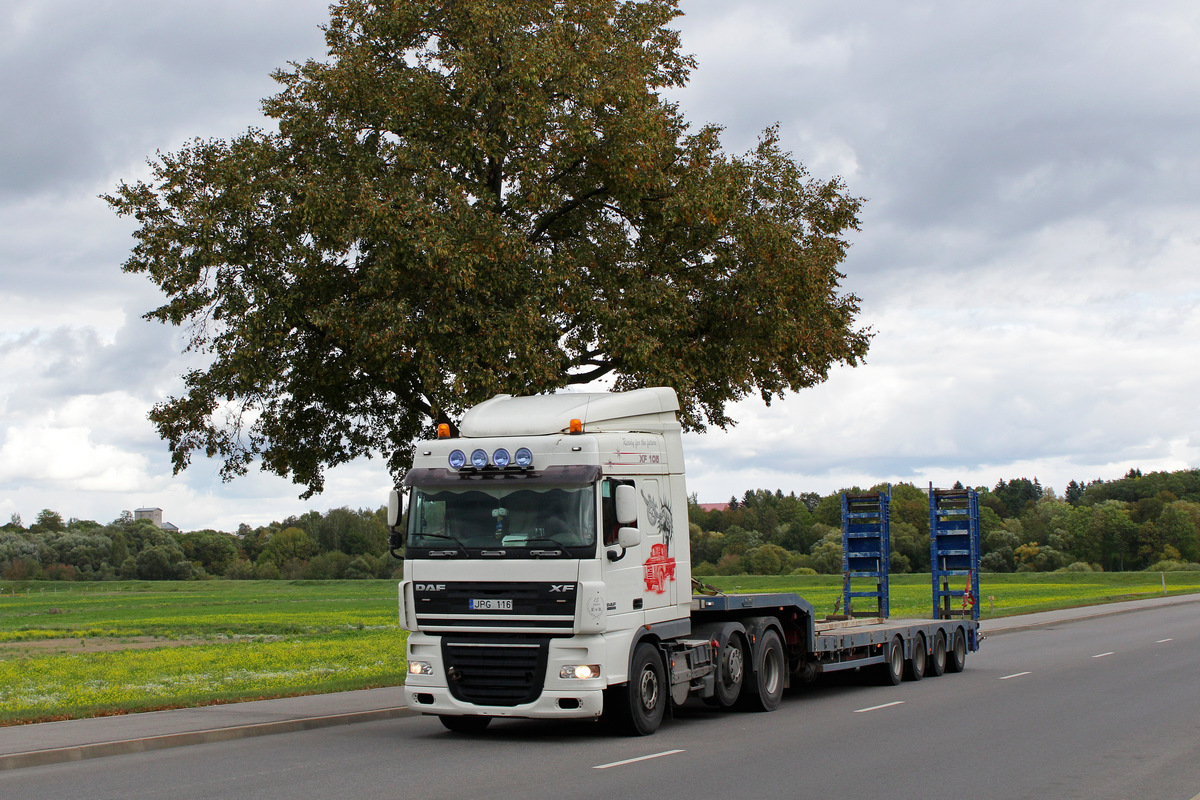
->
[105,0,869,496]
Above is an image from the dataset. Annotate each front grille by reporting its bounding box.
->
[442,638,548,707]
[414,582,576,633]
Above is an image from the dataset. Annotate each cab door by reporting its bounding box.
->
[637,477,678,620]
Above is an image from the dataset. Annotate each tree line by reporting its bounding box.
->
[689,468,1200,576]
[0,508,398,582]
[4,467,1198,582]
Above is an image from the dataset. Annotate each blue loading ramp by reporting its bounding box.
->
[929,484,981,622]
[841,489,891,618]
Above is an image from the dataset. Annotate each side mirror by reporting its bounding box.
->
[617,526,640,548]
[615,484,637,525]
[387,489,403,528]
[387,489,405,559]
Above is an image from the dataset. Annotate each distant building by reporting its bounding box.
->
[695,502,731,513]
[133,507,180,532]
[134,508,163,527]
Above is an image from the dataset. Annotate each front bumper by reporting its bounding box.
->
[404,685,605,719]
[405,632,607,719]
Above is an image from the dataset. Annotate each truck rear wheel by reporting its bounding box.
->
[878,635,904,686]
[946,628,968,673]
[439,715,491,733]
[928,630,947,677]
[905,632,927,681]
[624,642,666,736]
[738,629,785,712]
[708,631,747,708]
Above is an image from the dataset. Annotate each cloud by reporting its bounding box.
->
[2,0,1199,526]
[0,0,330,198]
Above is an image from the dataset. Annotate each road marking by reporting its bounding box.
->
[1000,671,1032,680]
[1092,652,1114,658]
[594,749,685,770]
[1156,638,1173,643]
[854,701,905,713]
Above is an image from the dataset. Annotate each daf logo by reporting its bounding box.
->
[549,584,575,593]
[415,583,446,591]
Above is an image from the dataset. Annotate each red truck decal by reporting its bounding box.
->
[643,543,676,594]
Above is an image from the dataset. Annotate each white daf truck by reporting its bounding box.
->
[388,388,979,735]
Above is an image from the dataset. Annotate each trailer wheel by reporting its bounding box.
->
[905,632,927,681]
[439,715,491,733]
[946,628,968,673]
[878,635,904,686]
[624,642,666,736]
[928,631,947,677]
[738,629,785,712]
[710,632,747,708]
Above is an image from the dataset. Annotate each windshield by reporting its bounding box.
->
[407,483,597,557]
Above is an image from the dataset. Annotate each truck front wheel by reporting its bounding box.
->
[623,642,666,736]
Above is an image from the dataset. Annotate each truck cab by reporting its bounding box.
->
[394,388,692,731]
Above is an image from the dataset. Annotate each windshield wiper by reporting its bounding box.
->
[518,537,568,558]
[412,531,470,557]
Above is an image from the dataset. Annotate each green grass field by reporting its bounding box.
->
[2,572,1198,725]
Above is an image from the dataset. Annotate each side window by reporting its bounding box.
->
[601,478,634,546]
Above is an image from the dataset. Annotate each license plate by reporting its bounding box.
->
[469,599,513,611]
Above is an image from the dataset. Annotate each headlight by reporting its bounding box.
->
[560,664,601,680]
[470,449,488,468]
[492,448,510,467]
[448,450,466,469]
[408,661,434,676]
[515,447,533,467]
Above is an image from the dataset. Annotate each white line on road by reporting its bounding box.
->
[594,750,685,770]
[1000,671,1032,680]
[854,701,905,713]
[1092,652,1114,658]
[1156,638,1173,643]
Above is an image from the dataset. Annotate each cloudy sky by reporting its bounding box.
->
[2,0,1198,531]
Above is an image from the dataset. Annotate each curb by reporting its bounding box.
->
[982,593,1200,636]
[0,706,416,772]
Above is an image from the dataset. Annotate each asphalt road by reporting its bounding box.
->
[3,603,1198,800]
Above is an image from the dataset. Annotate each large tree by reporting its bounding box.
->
[106,0,871,497]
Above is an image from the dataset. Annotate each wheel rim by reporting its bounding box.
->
[891,643,903,676]
[914,636,926,673]
[725,642,744,688]
[639,665,660,711]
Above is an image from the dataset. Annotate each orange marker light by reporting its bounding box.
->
[569,418,583,434]
[437,423,451,439]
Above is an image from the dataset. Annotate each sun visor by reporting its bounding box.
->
[403,464,602,488]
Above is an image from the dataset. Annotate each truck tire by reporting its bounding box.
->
[878,635,904,686]
[708,631,747,708]
[738,629,785,712]
[927,630,947,677]
[905,632,927,681]
[439,715,491,733]
[946,628,968,673]
[624,642,667,735]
